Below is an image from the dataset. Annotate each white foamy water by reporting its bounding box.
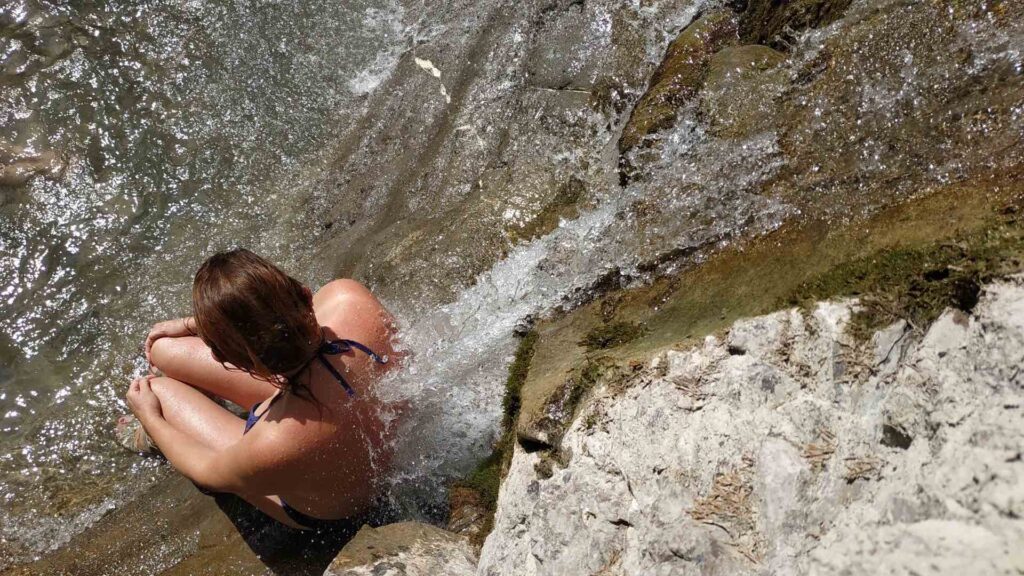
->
[347,0,410,96]
[13,0,1016,565]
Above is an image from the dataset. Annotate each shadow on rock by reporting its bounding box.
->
[211,493,391,576]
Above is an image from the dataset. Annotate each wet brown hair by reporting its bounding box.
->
[192,248,322,394]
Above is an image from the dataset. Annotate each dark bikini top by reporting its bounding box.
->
[243,337,388,434]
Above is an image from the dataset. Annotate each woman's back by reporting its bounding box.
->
[240,279,400,520]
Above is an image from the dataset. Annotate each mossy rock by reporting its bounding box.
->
[618,10,739,156]
[509,180,1024,461]
[506,176,588,244]
[739,0,854,49]
[579,320,646,350]
[458,179,1023,550]
[705,45,787,85]
[450,330,538,545]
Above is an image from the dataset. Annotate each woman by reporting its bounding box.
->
[118,248,400,531]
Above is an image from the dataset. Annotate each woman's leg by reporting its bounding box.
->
[148,375,247,451]
[140,375,301,528]
[146,376,304,528]
[150,336,277,408]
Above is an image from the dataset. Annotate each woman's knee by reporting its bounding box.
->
[146,376,183,414]
[150,336,194,373]
[148,375,181,400]
[148,376,208,410]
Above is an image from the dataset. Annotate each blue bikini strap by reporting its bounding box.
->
[316,338,388,397]
[321,339,389,364]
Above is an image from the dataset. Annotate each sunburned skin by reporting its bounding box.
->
[127,279,401,529]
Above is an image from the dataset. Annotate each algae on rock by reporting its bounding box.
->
[699,44,788,139]
[738,0,854,48]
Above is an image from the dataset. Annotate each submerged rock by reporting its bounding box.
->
[700,45,787,138]
[478,279,1024,575]
[0,143,61,187]
[739,0,853,49]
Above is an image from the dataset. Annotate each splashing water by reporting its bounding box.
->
[0,0,784,557]
[379,116,789,517]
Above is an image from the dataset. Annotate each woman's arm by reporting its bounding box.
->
[126,376,278,493]
[144,317,198,366]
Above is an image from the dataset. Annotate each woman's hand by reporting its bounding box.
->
[144,318,195,365]
[126,375,162,421]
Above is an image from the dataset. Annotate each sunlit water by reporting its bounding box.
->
[0,0,407,564]
[3,0,765,561]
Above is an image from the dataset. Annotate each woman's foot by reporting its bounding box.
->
[115,414,160,455]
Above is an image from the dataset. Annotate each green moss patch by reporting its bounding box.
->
[613,183,1023,356]
[459,445,506,513]
[518,181,1023,430]
[502,330,538,429]
[579,320,646,350]
[452,330,538,545]
[789,224,1024,339]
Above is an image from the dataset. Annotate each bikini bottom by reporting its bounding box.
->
[193,482,368,534]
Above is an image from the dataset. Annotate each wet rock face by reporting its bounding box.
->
[478,279,1024,575]
[618,0,1024,218]
[739,0,854,49]
[766,0,1024,214]
[699,45,787,139]
[318,0,1022,313]
[324,522,477,576]
[617,10,738,163]
[524,1,647,93]
[316,0,700,308]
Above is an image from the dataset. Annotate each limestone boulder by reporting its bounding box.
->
[479,278,1024,575]
[324,522,477,576]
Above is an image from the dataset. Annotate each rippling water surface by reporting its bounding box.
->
[0,0,406,563]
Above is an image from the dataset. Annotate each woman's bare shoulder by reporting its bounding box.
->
[314,278,376,305]
[314,279,397,350]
